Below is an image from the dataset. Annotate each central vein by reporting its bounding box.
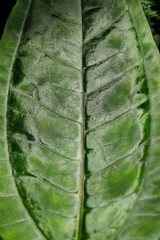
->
[77,0,85,239]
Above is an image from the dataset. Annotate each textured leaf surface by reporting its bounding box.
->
[0,0,160,239]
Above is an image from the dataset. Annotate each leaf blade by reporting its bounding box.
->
[0,0,160,239]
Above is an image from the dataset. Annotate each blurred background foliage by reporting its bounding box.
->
[142,0,160,50]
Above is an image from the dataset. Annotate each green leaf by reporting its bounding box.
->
[0,0,160,239]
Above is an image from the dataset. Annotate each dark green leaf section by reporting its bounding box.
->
[0,0,160,240]
[0,0,46,239]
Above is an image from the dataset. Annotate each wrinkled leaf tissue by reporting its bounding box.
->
[0,0,160,240]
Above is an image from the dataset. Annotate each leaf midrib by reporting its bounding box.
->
[76,0,85,239]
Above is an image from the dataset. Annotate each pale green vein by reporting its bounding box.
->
[0,219,28,228]
[86,108,132,133]
[36,0,81,26]
[46,209,77,219]
[88,192,135,210]
[86,61,143,95]
[51,13,81,26]
[8,136,80,162]
[86,146,145,177]
[19,174,78,194]
[86,51,123,68]
[28,43,81,72]
[11,87,81,125]
[84,8,128,44]
[47,83,82,94]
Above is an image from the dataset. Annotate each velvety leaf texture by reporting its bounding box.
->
[0,0,160,239]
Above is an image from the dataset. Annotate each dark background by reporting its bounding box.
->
[0,0,16,39]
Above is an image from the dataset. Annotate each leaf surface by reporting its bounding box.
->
[0,0,160,239]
